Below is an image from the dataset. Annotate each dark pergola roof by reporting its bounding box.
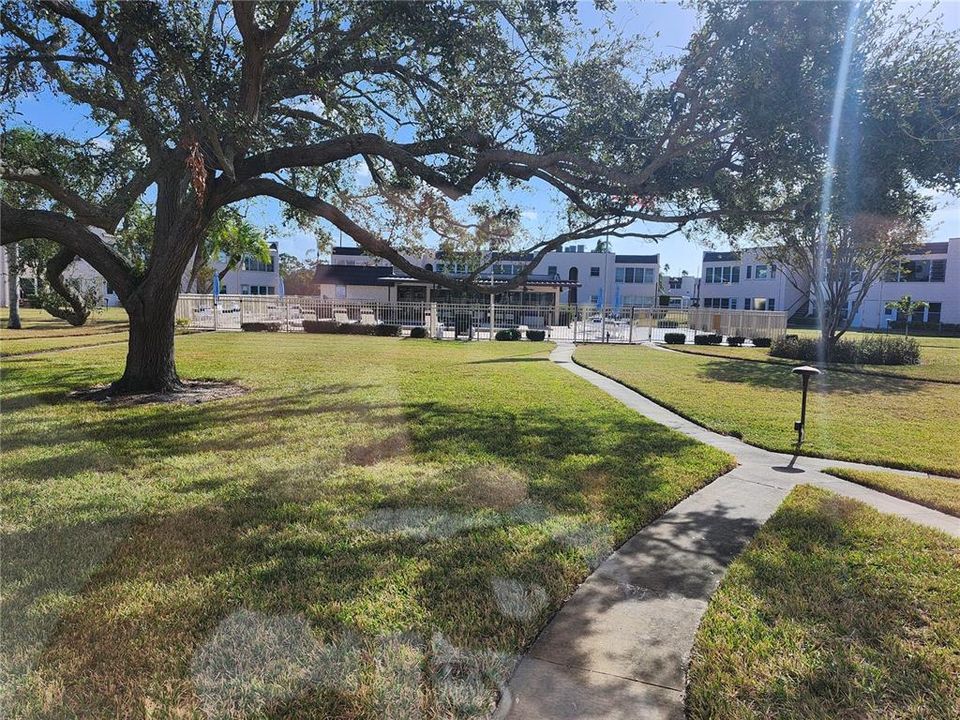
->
[313,264,394,285]
[389,272,578,288]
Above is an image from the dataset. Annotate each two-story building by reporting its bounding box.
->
[698,249,807,314]
[840,239,959,329]
[659,274,699,308]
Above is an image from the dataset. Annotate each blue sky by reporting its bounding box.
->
[11,1,959,276]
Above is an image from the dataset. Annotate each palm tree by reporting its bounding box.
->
[885,294,927,337]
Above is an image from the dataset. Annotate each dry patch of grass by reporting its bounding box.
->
[2,333,733,718]
[687,485,960,720]
[824,466,960,518]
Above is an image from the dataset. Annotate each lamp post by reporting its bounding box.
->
[791,365,821,444]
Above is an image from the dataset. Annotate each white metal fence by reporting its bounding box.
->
[175,294,787,343]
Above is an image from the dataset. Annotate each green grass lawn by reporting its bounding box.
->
[823,467,960,518]
[1,333,732,718]
[687,485,960,720]
[574,344,960,476]
[1,308,130,356]
[668,334,960,383]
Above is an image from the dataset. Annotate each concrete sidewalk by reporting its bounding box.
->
[501,343,958,720]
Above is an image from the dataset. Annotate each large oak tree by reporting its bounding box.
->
[2,0,863,392]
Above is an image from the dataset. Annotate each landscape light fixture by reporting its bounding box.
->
[791,365,821,444]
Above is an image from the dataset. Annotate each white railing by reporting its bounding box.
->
[175,294,787,342]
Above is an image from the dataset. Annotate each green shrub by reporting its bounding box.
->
[302,320,339,334]
[495,328,522,341]
[693,334,712,345]
[664,332,687,344]
[751,337,772,348]
[727,336,745,347]
[301,321,400,336]
[241,321,281,332]
[770,335,920,365]
[409,326,428,339]
[526,329,546,341]
[857,335,920,365]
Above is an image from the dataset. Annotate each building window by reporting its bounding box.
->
[241,284,250,295]
[590,266,600,277]
[928,302,942,324]
[754,264,769,280]
[744,297,752,310]
[745,265,751,280]
[669,278,682,290]
[547,265,557,276]
[616,267,625,282]
[335,285,347,299]
[753,298,767,311]
[931,260,946,282]
[730,298,738,309]
[243,255,275,273]
[589,294,599,304]
[768,298,775,311]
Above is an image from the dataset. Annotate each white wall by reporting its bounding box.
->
[700,248,806,313]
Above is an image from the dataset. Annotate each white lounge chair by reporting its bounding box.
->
[359,308,378,325]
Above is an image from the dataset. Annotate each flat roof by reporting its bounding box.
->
[702,251,741,262]
[313,264,394,285]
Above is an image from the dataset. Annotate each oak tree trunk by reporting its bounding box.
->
[6,242,22,329]
[113,284,182,393]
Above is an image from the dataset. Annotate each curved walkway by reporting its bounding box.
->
[502,343,958,720]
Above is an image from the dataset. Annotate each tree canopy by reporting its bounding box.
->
[1,0,947,390]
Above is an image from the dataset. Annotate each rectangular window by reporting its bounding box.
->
[241,284,250,295]
[589,294,599,304]
[931,260,946,282]
[547,265,557,276]
[720,298,730,309]
[744,297,752,310]
[669,278,682,289]
[335,285,346,299]
[770,265,776,278]
[753,298,767,311]
[616,267,625,282]
[625,267,635,283]
[705,267,714,283]
[928,302,942,323]
[730,298,738,310]
[746,265,752,280]
[768,298,776,311]
[754,265,769,280]
[590,266,600,277]
[243,255,275,273]
[644,268,655,284]
[268,286,275,294]
[731,266,740,283]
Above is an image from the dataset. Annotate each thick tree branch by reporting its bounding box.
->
[0,203,136,298]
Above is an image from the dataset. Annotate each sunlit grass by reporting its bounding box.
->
[823,467,960,517]
[574,344,960,476]
[1,333,732,718]
[667,334,960,383]
[687,485,960,720]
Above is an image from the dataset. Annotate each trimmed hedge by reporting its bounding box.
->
[241,322,282,332]
[302,320,401,336]
[664,332,687,345]
[409,326,428,339]
[495,328,522,341]
[526,329,546,341]
[694,333,724,345]
[727,336,746,347]
[751,337,772,348]
[770,334,920,365]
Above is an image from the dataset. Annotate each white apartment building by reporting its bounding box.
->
[699,249,807,315]
[659,274,699,308]
[322,244,661,308]
[838,238,959,330]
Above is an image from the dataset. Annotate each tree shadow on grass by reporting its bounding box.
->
[697,358,920,395]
